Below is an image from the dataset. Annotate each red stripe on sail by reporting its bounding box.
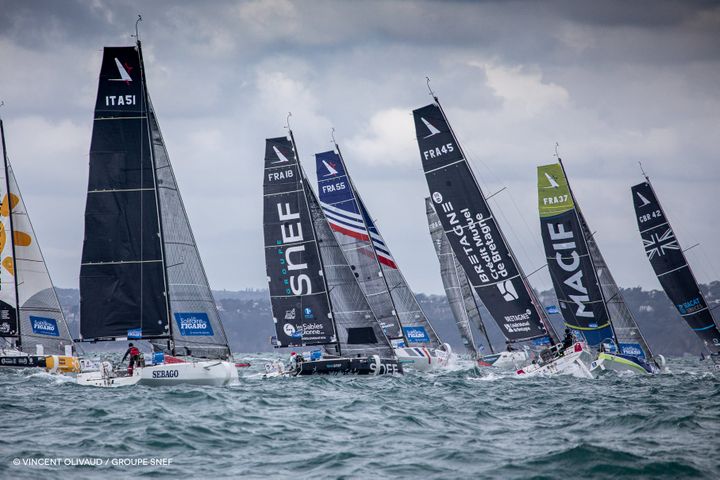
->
[329,222,370,242]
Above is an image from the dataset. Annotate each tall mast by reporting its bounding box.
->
[431,91,559,344]
[331,135,410,345]
[288,121,343,356]
[136,21,173,347]
[0,117,21,349]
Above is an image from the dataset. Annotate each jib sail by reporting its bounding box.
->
[632,178,720,353]
[147,105,231,360]
[538,163,614,346]
[413,100,556,344]
[426,198,494,357]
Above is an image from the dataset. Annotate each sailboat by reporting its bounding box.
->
[631,170,720,364]
[314,139,452,371]
[538,161,662,375]
[0,117,79,374]
[263,130,401,376]
[425,198,503,365]
[412,93,594,378]
[75,34,238,387]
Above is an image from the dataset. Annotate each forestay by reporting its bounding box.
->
[631,180,720,353]
[413,101,556,344]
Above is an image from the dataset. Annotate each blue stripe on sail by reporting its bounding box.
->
[372,240,392,258]
[325,213,366,233]
[693,324,718,331]
[321,202,363,222]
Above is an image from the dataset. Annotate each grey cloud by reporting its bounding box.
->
[0,0,718,295]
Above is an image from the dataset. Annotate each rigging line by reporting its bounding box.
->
[460,138,550,291]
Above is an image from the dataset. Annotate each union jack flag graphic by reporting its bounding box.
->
[643,228,680,260]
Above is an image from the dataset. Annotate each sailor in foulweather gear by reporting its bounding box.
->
[122,343,141,375]
[506,342,515,352]
[289,351,304,372]
[561,329,574,352]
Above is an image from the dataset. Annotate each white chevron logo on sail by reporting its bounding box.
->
[421,117,441,138]
[272,146,291,164]
[498,280,519,302]
[636,191,651,207]
[322,160,338,176]
[544,172,560,189]
[643,228,680,259]
[109,58,132,82]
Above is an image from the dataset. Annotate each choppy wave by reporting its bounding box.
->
[0,356,718,479]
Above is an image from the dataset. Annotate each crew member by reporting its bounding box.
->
[506,342,515,352]
[561,328,574,351]
[122,343,141,375]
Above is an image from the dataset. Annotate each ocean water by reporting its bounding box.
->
[0,355,718,480]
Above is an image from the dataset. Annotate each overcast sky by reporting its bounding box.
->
[0,0,718,295]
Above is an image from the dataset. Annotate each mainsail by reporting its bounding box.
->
[263,137,336,348]
[426,198,494,357]
[264,135,393,358]
[632,178,720,353]
[316,147,442,348]
[538,163,614,346]
[314,149,403,340]
[0,120,75,355]
[413,100,557,345]
[81,43,231,359]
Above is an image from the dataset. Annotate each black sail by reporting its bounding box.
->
[413,102,556,344]
[263,137,336,347]
[80,46,168,340]
[632,180,720,352]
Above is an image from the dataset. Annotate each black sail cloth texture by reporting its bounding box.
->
[413,103,551,343]
[81,46,167,339]
[263,137,336,347]
[632,181,720,352]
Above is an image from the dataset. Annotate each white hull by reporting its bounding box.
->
[394,345,453,371]
[515,342,594,379]
[76,360,239,388]
[479,350,528,369]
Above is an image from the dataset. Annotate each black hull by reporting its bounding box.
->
[295,357,402,376]
[0,356,46,368]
